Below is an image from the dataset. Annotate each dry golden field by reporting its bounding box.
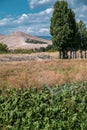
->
[0,53,87,88]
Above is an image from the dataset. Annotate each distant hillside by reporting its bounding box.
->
[0,34,5,40]
[0,31,52,49]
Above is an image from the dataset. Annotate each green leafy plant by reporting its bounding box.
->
[0,82,87,129]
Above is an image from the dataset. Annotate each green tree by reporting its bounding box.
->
[50,0,76,58]
[77,20,87,58]
[0,43,8,53]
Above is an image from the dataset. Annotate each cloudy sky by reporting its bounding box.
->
[0,0,87,36]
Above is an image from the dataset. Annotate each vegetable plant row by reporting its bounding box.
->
[0,82,87,130]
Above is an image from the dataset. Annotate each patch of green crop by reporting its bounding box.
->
[0,82,87,130]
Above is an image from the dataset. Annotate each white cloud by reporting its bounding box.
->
[45,8,53,14]
[29,0,37,9]
[13,7,53,26]
[1,0,87,36]
[40,8,53,15]
[13,14,29,24]
[29,0,54,9]
[0,7,52,36]
[39,28,49,33]
[0,18,13,26]
[74,5,87,14]
[81,5,87,12]
[67,0,75,6]
[74,4,87,23]
[19,14,29,21]
[27,27,33,33]
[38,0,50,4]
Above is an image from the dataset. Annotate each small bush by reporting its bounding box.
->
[46,44,56,52]
[0,43,8,53]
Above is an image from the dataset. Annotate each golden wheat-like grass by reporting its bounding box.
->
[0,57,87,88]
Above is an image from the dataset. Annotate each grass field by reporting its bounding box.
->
[0,55,87,88]
[0,53,87,130]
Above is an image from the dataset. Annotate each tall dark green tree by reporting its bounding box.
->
[77,20,87,57]
[77,20,87,50]
[50,0,77,58]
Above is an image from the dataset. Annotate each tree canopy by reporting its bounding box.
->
[77,20,87,50]
[50,0,87,59]
[0,43,8,53]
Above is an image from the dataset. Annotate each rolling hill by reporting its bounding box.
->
[0,31,52,49]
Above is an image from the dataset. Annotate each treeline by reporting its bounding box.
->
[25,38,47,44]
[50,0,87,59]
[0,42,54,54]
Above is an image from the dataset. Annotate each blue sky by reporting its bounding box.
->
[0,0,87,36]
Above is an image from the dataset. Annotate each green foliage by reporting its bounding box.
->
[0,82,87,129]
[12,48,34,54]
[76,20,87,50]
[0,43,8,53]
[25,39,47,44]
[50,0,76,53]
[10,48,46,54]
[46,44,56,52]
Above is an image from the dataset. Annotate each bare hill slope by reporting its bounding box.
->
[0,34,5,40]
[0,31,52,49]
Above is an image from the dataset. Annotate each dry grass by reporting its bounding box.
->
[0,58,87,88]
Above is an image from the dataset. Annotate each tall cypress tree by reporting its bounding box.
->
[50,0,76,58]
[77,20,87,58]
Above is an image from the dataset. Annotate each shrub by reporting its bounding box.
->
[0,43,8,53]
[12,48,34,54]
[46,44,56,52]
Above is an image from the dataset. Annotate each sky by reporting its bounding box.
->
[0,0,87,36]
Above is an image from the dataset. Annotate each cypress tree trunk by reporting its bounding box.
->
[62,50,68,59]
[73,51,75,59]
[80,50,83,58]
[72,51,74,59]
[75,50,77,59]
[85,50,86,58]
[62,50,65,59]
[66,51,68,59]
[59,51,62,59]
[70,50,72,59]
[72,51,76,59]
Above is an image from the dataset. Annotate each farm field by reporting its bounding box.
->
[0,82,87,129]
[0,0,87,129]
[0,52,87,88]
[0,53,87,129]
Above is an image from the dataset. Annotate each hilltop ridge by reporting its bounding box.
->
[0,31,52,49]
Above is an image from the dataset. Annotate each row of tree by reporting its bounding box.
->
[50,0,87,59]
